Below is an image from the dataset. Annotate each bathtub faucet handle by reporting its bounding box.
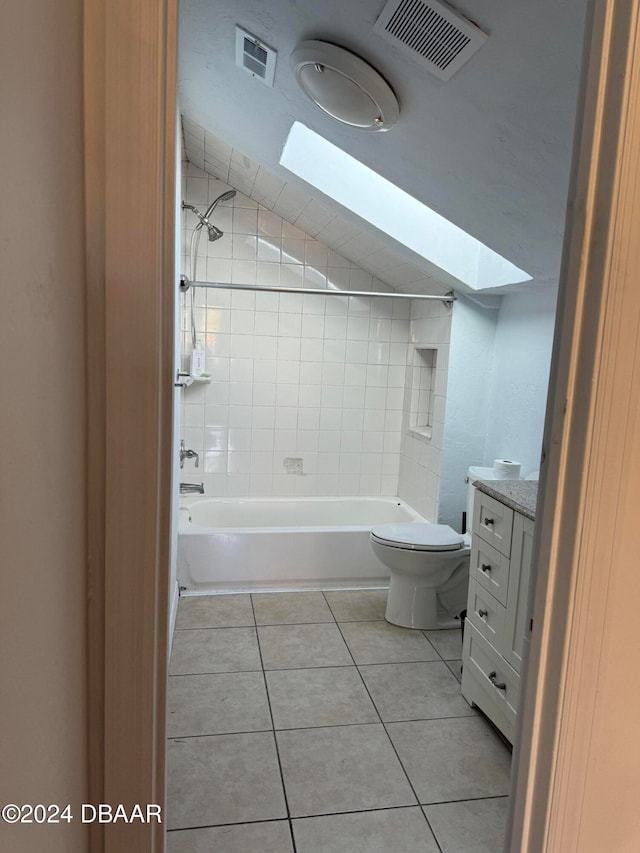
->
[180,439,200,469]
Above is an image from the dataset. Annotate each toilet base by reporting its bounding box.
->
[385,610,460,631]
[384,563,469,630]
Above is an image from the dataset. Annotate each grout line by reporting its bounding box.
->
[249,594,297,852]
[165,815,292,834]
[174,624,256,631]
[168,728,273,740]
[167,797,508,834]
[420,808,444,852]
[333,617,443,851]
[166,712,480,742]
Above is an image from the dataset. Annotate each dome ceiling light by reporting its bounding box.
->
[290,40,399,131]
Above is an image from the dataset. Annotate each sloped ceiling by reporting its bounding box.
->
[179,0,588,296]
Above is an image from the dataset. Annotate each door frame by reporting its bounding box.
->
[84,0,640,850]
[84,0,177,849]
[509,1,640,848]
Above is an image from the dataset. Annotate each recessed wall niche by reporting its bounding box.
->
[407,345,438,441]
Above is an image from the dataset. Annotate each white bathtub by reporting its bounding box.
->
[178,496,426,594]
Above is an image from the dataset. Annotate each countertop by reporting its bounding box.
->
[473,479,538,521]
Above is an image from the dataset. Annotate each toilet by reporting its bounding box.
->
[371,523,471,630]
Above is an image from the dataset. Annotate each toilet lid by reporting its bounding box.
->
[370,523,464,552]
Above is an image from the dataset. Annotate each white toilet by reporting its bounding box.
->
[371,523,471,630]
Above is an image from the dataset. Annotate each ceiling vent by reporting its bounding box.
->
[373,0,488,81]
[235,26,277,87]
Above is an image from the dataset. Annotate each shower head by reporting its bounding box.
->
[203,190,237,219]
[182,190,236,242]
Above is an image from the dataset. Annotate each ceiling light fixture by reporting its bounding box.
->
[290,40,399,131]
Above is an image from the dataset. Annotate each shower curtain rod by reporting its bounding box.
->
[181,278,456,303]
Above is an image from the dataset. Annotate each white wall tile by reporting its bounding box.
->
[255,312,279,336]
[276,384,299,407]
[181,168,453,504]
[277,360,300,384]
[252,406,276,429]
[275,407,298,429]
[301,339,324,362]
[253,336,277,359]
[257,262,281,286]
[301,314,325,338]
[319,430,341,452]
[299,385,322,407]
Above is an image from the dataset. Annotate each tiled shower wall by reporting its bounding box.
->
[180,162,450,506]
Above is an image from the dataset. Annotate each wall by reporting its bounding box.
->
[484,288,557,476]
[179,164,555,519]
[0,1,88,850]
[437,288,557,531]
[180,164,419,498]
[439,297,499,530]
[397,298,453,520]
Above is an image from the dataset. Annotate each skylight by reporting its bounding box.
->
[280,122,532,291]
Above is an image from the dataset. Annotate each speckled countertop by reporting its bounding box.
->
[473,479,538,521]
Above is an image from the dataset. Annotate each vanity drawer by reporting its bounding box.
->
[466,579,506,651]
[461,621,519,742]
[471,537,511,606]
[473,491,514,556]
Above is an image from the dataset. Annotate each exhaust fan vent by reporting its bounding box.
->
[235,26,277,87]
[373,0,487,81]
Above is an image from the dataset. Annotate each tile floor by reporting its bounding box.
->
[167,589,511,852]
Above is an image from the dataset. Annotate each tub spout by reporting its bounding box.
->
[180,482,205,495]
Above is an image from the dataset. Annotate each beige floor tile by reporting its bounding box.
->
[277,723,416,817]
[339,620,440,665]
[423,797,509,853]
[258,623,353,670]
[324,589,388,621]
[359,661,476,722]
[387,717,512,804]
[166,732,286,829]
[176,594,254,628]
[252,591,334,625]
[293,807,439,853]
[423,627,463,660]
[266,666,378,729]
[167,672,271,737]
[169,627,261,675]
[167,821,294,853]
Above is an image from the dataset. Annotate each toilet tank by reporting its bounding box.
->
[466,466,499,535]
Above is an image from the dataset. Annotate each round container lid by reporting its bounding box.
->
[371,523,464,551]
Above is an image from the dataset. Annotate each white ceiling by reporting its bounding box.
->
[178,0,588,296]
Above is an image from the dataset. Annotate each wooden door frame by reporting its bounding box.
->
[84,0,177,849]
[508,0,640,848]
[83,0,640,850]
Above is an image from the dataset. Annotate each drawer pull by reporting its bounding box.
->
[480,563,492,573]
[483,517,495,526]
[489,671,507,690]
[478,609,488,619]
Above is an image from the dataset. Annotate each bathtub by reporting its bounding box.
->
[178,496,426,593]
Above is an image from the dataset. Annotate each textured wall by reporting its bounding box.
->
[439,297,499,530]
[484,288,557,476]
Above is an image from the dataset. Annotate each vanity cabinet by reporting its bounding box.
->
[461,489,535,743]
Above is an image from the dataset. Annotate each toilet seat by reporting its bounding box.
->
[370,523,464,552]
